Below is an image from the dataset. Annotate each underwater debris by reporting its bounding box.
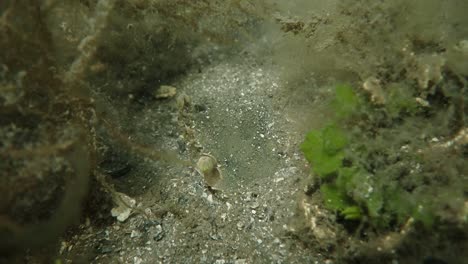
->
[110,191,136,222]
[362,77,386,105]
[155,85,177,99]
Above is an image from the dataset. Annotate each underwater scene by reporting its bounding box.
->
[1,1,467,263]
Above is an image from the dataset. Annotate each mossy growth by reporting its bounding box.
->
[301,83,466,230]
[301,123,347,177]
[385,83,421,118]
[301,85,371,221]
[301,122,381,222]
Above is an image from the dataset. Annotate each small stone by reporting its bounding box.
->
[155,85,177,99]
[130,230,140,238]
[153,225,164,241]
[245,192,252,202]
[111,192,136,222]
[415,97,430,107]
[144,208,152,216]
[99,245,113,254]
[134,257,143,264]
[221,213,227,221]
[274,177,284,183]
[363,77,386,104]
[59,241,67,254]
[207,194,214,204]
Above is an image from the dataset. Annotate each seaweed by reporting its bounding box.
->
[301,83,466,230]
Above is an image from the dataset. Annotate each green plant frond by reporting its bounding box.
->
[336,167,359,189]
[301,124,348,178]
[301,83,445,228]
[342,206,362,220]
[320,184,351,211]
[313,152,344,178]
[300,130,323,165]
[366,191,383,218]
[322,123,348,155]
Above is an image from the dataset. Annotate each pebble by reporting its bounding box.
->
[154,85,177,99]
[153,225,164,241]
[207,194,214,204]
[134,256,143,264]
[131,230,140,238]
[274,177,285,183]
[99,246,113,254]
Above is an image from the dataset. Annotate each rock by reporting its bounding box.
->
[153,224,164,241]
[130,230,141,238]
[98,245,114,254]
[133,257,143,264]
[110,192,136,222]
[363,77,385,105]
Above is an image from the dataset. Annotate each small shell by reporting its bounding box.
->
[196,154,222,188]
